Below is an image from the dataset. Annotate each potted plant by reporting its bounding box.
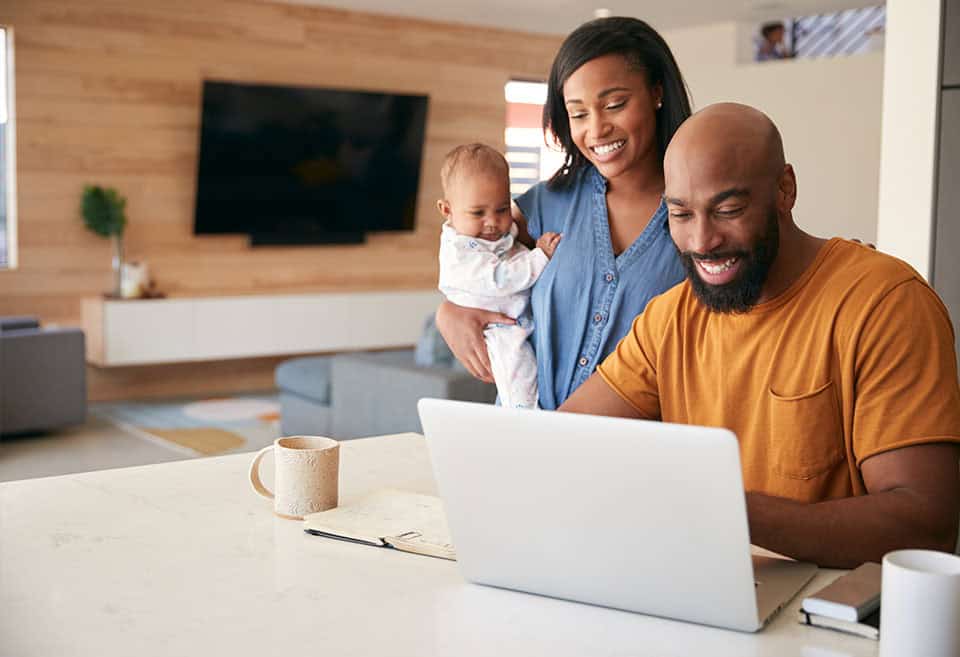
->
[81,185,127,298]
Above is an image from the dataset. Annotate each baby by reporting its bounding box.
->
[436,143,561,409]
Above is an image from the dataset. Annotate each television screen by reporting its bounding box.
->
[194,80,429,244]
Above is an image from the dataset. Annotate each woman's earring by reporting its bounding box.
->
[656,99,663,109]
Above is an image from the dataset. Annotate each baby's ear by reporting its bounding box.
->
[437,199,451,220]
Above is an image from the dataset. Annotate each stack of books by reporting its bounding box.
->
[798,562,882,640]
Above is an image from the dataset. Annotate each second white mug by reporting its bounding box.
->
[879,549,960,657]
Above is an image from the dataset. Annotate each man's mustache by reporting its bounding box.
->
[680,250,749,261]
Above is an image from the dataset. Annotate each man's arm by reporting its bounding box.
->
[747,443,960,568]
[751,278,960,567]
[559,372,645,418]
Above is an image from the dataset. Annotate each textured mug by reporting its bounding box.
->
[249,436,339,519]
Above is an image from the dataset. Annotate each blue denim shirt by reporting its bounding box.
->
[515,166,686,409]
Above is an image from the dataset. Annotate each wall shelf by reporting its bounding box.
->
[81,291,441,367]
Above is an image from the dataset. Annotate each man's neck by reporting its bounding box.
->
[755,223,827,305]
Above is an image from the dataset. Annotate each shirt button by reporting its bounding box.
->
[594,313,603,323]
[578,357,588,367]
[605,273,614,282]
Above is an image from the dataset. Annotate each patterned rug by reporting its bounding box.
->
[93,394,281,457]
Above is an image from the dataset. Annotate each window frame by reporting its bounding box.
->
[1,25,18,270]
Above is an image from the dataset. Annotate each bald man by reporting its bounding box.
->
[561,103,960,568]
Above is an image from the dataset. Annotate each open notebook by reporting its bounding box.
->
[303,489,456,561]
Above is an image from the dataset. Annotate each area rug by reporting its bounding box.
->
[93,394,280,457]
[138,427,246,456]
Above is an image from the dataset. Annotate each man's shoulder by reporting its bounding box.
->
[819,238,929,299]
[809,239,952,338]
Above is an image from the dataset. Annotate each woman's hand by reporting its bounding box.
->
[436,300,515,383]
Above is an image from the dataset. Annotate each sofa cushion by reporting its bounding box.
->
[413,315,455,368]
[274,356,332,404]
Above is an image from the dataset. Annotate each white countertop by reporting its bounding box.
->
[0,433,878,656]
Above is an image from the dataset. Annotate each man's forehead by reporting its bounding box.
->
[664,103,784,201]
[664,145,753,202]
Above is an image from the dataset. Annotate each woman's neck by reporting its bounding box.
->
[605,156,664,200]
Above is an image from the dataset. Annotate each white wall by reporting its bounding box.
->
[875,0,942,279]
[661,22,884,243]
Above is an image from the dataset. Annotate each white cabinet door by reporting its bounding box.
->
[104,300,196,365]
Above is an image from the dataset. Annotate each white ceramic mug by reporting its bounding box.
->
[249,436,339,520]
[879,549,960,657]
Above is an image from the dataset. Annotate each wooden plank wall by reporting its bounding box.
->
[0,0,561,400]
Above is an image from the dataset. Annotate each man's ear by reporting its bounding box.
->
[437,199,451,220]
[778,164,797,213]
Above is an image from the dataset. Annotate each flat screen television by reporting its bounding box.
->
[194,80,429,245]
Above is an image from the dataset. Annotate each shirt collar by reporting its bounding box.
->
[589,166,669,230]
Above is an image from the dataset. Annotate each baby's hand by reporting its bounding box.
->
[536,232,562,259]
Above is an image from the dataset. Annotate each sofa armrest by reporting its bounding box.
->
[1,327,87,435]
[329,350,495,439]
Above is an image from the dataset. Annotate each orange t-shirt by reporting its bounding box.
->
[598,238,960,503]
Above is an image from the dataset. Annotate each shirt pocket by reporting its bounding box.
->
[768,381,845,480]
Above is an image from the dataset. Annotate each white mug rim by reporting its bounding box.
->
[884,549,960,576]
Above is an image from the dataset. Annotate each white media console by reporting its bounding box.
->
[81,290,442,366]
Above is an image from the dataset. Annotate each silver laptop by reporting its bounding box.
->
[417,398,817,632]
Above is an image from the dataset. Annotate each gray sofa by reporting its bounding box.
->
[1,316,86,436]
[276,318,496,439]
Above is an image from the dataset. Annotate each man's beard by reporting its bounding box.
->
[679,209,780,314]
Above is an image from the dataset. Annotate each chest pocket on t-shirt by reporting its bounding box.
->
[768,381,845,480]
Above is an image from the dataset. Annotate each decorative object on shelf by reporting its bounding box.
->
[80,185,128,298]
[120,261,150,299]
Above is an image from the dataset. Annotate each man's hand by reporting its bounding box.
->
[537,232,562,258]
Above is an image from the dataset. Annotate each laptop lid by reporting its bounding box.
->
[418,398,767,632]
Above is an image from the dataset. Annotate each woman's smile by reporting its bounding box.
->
[590,138,627,160]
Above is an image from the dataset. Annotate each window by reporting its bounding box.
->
[0,27,15,269]
[504,80,564,198]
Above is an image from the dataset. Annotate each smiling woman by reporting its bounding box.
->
[437,17,694,409]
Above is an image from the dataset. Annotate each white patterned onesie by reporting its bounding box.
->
[438,221,549,409]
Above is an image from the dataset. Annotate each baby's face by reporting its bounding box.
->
[444,172,513,240]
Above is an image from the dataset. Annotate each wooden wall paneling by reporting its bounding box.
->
[0,0,561,400]
[81,297,105,364]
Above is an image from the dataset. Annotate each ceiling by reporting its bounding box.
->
[281,0,883,35]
